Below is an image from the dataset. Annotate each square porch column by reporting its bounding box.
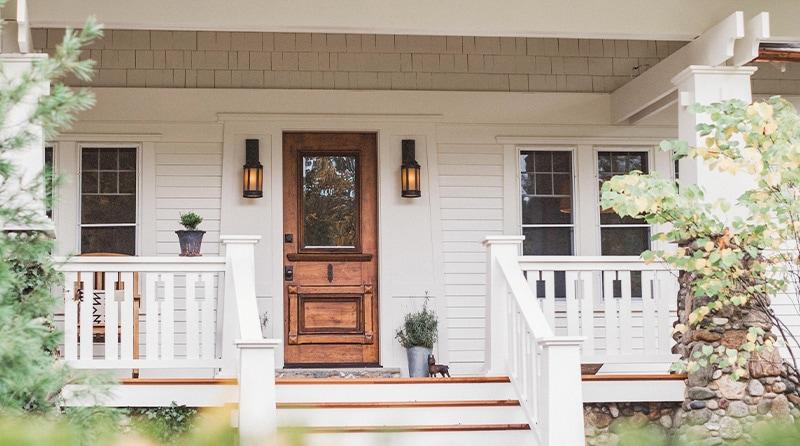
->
[671,66,758,210]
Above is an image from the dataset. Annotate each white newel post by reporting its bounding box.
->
[483,236,524,376]
[219,235,262,377]
[672,66,757,208]
[236,338,280,446]
[538,337,586,446]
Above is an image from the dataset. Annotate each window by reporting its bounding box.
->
[300,153,359,250]
[44,146,54,219]
[597,151,650,256]
[519,150,574,256]
[80,147,137,255]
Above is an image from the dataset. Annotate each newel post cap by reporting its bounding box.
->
[220,235,262,245]
[235,338,281,349]
[482,235,525,246]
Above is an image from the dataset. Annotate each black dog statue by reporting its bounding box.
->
[427,354,450,377]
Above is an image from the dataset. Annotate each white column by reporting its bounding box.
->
[538,337,586,446]
[236,338,280,446]
[0,53,50,231]
[671,66,757,213]
[483,235,523,376]
[219,235,262,377]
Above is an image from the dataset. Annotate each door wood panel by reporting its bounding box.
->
[283,132,379,366]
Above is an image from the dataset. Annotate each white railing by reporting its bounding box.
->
[56,236,279,446]
[485,236,584,446]
[518,256,679,372]
[57,256,228,370]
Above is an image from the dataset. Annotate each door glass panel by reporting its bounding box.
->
[301,154,358,249]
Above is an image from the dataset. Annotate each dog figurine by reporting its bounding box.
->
[428,354,450,378]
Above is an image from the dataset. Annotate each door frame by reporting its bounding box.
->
[281,131,380,367]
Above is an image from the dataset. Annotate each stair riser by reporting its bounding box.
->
[295,430,537,446]
[278,382,517,402]
[278,406,527,426]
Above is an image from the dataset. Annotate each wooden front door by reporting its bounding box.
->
[283,132,379,367]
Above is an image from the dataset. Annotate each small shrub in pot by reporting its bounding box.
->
[176,212,205,256]
[395,303,439,377]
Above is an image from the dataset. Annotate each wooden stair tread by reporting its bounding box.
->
[275,376,511,385]
[278,400,520,409]
[120,378,237,385]
[281,423,531,433]
[581,373,687,382]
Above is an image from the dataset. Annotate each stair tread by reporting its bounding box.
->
[281,423,531,433]
[278,399,520,409]
[276,376,511,385]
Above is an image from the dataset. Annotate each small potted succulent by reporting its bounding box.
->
[176,212,204,257]
[395,302,439,377]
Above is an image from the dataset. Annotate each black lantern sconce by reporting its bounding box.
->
[242,139,263,198]
[401,139,421,198]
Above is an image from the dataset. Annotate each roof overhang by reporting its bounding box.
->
[26,0,800,41]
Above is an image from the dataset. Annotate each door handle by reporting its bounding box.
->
[327,264,333,283]
[284,266,294,281]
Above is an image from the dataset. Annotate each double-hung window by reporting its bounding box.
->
[597,151,650,256]
[79,147,138,255]
[520,150,575,255]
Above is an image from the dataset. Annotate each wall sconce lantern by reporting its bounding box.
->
[401,139,421,198]
[242,139,263,198]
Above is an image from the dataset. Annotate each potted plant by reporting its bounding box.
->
[176,212,204,257]
[395,303,439,377]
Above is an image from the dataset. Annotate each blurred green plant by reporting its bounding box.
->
[129,403,198,445]
[395,301,439,349]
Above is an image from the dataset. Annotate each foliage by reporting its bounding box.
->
[179,211,203,230]
[600,96,800,379]
[0,1,103,417]
[128,403,198,445]
[395,301,439,349]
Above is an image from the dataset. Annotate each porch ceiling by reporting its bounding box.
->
[28,0,800,42]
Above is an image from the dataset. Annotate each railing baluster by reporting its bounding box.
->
[104,272,118,360]
[201,272,216,359]
[63,272,78,361]
[160,273,175,360]
[120,272,134,360]
[579,270,595,355]
[641,271,657,352]
[565,271,579,336]
[618,270,633,355]
[186,273,200,360]
[145,273,159,360]
[603,271,619,355]
[542,270,555,328]
[79,273,94,360]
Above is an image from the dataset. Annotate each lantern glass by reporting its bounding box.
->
[401,163,421,198]
[243,164,263,198]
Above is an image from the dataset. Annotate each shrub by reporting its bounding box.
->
[395,303,438,349]
[179,212,203,230]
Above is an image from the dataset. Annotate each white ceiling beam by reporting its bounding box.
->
[24,0,800,42]
[732,12,770,66]
[610,12,745,124]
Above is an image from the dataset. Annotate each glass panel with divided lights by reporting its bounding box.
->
[301,154,359,249]
[520,150,574,256]
[80,148,137,255]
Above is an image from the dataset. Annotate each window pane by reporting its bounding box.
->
[301,155,358,248]
[520,153,535,171]
[601,227,650,256]
[119,171,136,194]
[81,226,135,255]
[99,149,117,170]
[598,151,650,226]
[45,147,54,219]
[534,152,551,172]
[552,152,570,172]
[82,195,136,224]
[99,172,118,193]
[523,227,573,255]
[535,173,552,195]
[82,148,98,170]
[522,197,572,225]
[82,171,98,194]
[119,148,137,170]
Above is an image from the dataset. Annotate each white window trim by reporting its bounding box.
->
[592,146,656,256]
[76,143,142,256]
[516,145,579,256]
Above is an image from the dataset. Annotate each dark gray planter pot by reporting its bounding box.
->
[176,230,205,256]
[406,346,433,377]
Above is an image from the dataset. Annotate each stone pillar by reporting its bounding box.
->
[670,66,800,443]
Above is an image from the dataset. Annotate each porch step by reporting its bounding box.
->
[276,367,401,379]
[276,376,536,446]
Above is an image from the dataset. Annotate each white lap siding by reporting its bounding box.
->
[438,144,505,375]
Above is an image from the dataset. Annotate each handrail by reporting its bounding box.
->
[54,256,226,272]
[496,254,553,339]
[518,255,671,271]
